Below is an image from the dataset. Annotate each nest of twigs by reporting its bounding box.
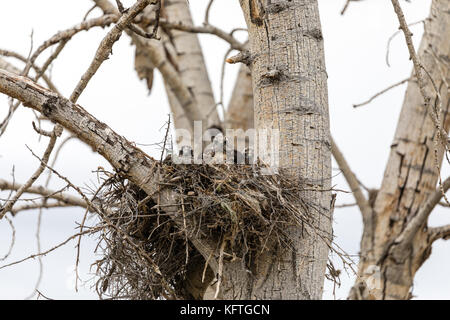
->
[93,159,318,300]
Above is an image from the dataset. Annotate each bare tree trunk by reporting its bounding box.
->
[225,64,254,132]
[133,1,221,144]
[350,0,450,300]
[214,0,332,299]
[161,0,220,129]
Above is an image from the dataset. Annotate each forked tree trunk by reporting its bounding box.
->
[350,0,450,300]
[214,0,332,299]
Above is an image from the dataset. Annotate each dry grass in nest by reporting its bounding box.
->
[93,160,325,300]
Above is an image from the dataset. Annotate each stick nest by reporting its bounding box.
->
[93,160,318,300]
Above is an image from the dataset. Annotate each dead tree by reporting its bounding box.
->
[0,0,448,300]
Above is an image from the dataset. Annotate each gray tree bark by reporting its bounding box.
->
[212,0,332,299]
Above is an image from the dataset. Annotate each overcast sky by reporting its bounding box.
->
[0,0,449,300]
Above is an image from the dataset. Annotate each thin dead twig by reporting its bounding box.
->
[341,0,366,15]
[0,227,101,271]
[23,15,118,78]
[141,17,245,51]
[0,215,16,261]
[386,20,425,67]
[0,179,88,210]
[330,136,373,221]
[391,0,449,149]
[0,125,63,219]
[353,77,412,108]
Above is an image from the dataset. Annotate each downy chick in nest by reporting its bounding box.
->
[203,125,245,165]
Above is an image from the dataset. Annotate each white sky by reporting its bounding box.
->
[0,0,449,300]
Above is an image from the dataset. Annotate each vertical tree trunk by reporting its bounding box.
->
[162,0,221,129]
[216,0,332,299]
[350,0,450,300]
[225,64,254,132]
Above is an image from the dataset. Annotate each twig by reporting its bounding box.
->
[0,228,100,270]
[32,121,54,137]
[204,0,215,25]
[37,40,68,82]
[214,238,226,299]
[226,50,251,65]
[115,0,125,13]
[75,176,112,292]
[386,20,424,67]
[390,0,449,149]
[341,0,366,15]
[9,202,76,215]
[353,77,412,108]
[142,18,245,51]
[44,135,76,187]
[330,136,373,221]
[23,15,118,78]
[36,290,54,300]
[70,0,153,103]
[0,125,63,219]
[24,204,44,300]
[83,4,98,21]
[160,114,171,163]
[0,215,16,261]
[335,203,357,209]
[0,179,88,210]
[0,50,59,92]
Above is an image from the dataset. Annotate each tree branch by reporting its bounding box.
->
[0,68,217,273]
[330,137,373,222]
[353,77,412,108]
[0,126,62,218]
[397,176,450,244]
[9,202,79,215]
[23,15,118,78]
[70,0,153,103]
[428,224,450,243]
[0,178,88,210]
[0,53,58,93]
[94,0,206,131]
[341,0,366,15]
[391,0,449,148]
[145,18,245,51]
